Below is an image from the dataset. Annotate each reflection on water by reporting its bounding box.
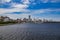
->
[0,23,60,40]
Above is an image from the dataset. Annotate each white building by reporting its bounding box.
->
[0,16,11,22]
[3,16,10,22]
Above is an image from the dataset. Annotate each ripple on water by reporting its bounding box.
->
[0,23,60,40]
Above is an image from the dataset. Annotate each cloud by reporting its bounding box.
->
[50,0,60,3]
[29,9,60,15]
[40,0,60,3]
[0,8,30,14]
[21,0,30,4]
[11,3,29,9]
[4,0,11,2]
[0,0,11,4]
[0,0,30,14]
[0,8,60,15]
[41,0,48,3]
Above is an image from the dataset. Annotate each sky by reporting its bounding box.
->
[0,0,60,21]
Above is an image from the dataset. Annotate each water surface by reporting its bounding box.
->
[0,23,60,40]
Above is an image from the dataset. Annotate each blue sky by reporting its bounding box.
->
[0,0,60,21]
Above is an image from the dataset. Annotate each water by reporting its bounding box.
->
[0,23,60,40]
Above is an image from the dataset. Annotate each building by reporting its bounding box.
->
[0,16,4,22]
[0,16,11,22]
[43,19,48,22]
[23,18,28,22]
[28,15,32,22]
[3,16,10,22]
[16,19,22,23]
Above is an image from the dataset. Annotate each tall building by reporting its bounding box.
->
[29,15,31,20]
[28,15,32,22]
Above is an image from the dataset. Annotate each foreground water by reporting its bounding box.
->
[0,23,60,40]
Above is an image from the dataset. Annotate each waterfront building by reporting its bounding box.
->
[0,16,12,22]
[28,15,32,22]
[43,19,48,22]
[0,16,4,22]
[16,19,22,23]
[23,18,28,23]
[3,16,10,22]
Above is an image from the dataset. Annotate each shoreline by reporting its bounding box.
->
[0,22,60,26]
[0,23,17,26]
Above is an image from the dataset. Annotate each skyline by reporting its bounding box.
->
[0,0,60,21]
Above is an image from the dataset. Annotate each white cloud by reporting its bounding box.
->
[51,0,60,3]
[0,1,30,14]
[11,3,29,9]
[41,0,48,3]
[21,0,30,4]
[0,8,30,14]
[4,0,11,2]
[29,9,60,15]
[0,8,60,15]
[31,9,46,14]
[21,0,36,5]
[40,0,60,3]
[0,0,11,3]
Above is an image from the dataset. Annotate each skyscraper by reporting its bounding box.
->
[29,15,31,19]
[28,15,32,22]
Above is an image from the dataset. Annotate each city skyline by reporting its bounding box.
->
[0,0,60,21]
